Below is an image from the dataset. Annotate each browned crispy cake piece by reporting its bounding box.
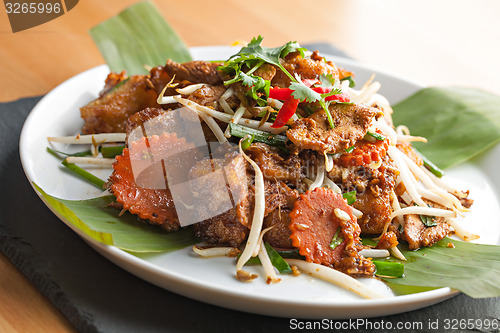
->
[287,103,376,154]
[81,73,159,134]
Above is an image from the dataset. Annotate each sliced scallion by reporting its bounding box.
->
[329,227,344,250]
[273,249,304,259]
[416,149,445,178]
[345,145,355,153]
[372,260,405,278]
[240,134,255,150]
[101,145,125,158]
[62,159,105,189]
[47,147,92,158]
[108,78,129,95]
[365,131,386,141]
[243,244,293,274]
[229,123,287,149]
[264,243,293,274]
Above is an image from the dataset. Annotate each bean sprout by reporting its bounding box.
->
[285,259,386,299]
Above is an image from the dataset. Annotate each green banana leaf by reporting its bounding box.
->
[383,237,500,298]
[34,183,197,253]
[392,87,500,170]
[89,1,192,75]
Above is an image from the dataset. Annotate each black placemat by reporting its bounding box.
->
[1,44,499,333]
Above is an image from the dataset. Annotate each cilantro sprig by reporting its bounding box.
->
[222,35,306,83]
[290,81,323,102]
[239,71,271,106]
[219,36,349,129]
[289,85,331,128]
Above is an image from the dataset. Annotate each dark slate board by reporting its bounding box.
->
[1,44,499,333]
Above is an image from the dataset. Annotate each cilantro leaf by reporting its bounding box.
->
[420,214,438,227]
[290,82,322,103]
[279,40,306,59]
[318,73,337,88]
[320,88,343,99]
[226,36,306,83]
[342,190,357,205]
[237,72,270,106]
[218,36,308,106]
[342,75,356,88]
[316,74,342,96]
[289,81,337,129]
[239,72,257,87]
[218,37,341,129]
[231,36,305,68]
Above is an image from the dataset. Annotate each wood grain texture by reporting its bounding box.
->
[0,253,76,332]
[1,0,499,102]
[1,0,499,331]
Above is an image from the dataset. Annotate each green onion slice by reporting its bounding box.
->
[240,134,255,150]
[229,123,287,149]
[416,149,445,178]
[101,145,125,158]
[372,260,405,278]
[365,131,386,141]
[62,159,106,189]
[329,227,344,250]
[243,244,293,274]
[345,145,355,153]
[47,147,92,158]
[264,243,293,274]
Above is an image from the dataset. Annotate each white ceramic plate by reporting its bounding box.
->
[19,46,500,319]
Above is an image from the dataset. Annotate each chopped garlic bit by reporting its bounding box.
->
[358,249,390,258]
[334,208,351,221]
[236,270,259,282]
[192,246,239,258]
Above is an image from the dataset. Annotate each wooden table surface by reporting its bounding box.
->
[1,0,499,331]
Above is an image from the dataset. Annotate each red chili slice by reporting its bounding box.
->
[269,86,350,103]
[269,79,351,128]
[269,87,293,100]
[271,96,300,128]
[312,87,350,102]
[310,87,330,94]
[268,79,319,100]
[301,78,320,87]
[324,92,350,103]
[289,187,360,266]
